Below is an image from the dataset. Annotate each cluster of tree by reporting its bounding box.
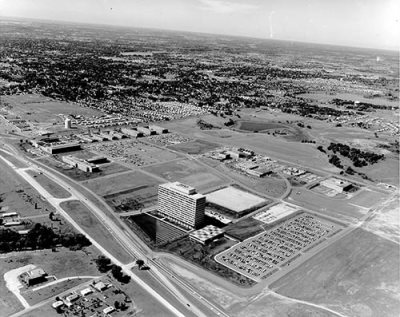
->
[328,154,344,169]
[300,140,316,144]
[0,223,91,253]
[331,98,394,111]
[327,142,384,167]
[94,255,131,283]
[317,145,326,153]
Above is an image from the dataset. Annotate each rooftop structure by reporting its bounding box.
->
[22,268,47,286]
[320,178,352,193]
[158,182,205,229]
[253,203,299,225]
[206,186,266,216]
[41,142,81,154]
[189,225,224,245]
[62,155,100,173]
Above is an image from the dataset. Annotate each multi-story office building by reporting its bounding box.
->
[158,182,205,229]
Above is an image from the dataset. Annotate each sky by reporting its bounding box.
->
[0,0,399,50]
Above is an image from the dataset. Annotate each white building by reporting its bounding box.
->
[158,182,205,229]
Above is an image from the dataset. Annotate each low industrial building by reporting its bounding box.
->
[137,126,156,136]
[62,155,100,173]
[22,268,47,286]
[80,287,93,296]
[149,125,169,134]
[93,281,107,292]
[320,178,353,193]
[206,186,267,218]
[121,128,144,138]
[41,142,81,154]
[253,203,299,225]
[189,225,224,245]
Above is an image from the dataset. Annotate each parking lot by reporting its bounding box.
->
[215,213,342,282]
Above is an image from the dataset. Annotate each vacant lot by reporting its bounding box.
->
[37,157,130,182]
[0,159,54,218]
[143,159,229,193]
[167,139,220,155]
[271,228,400,317]
[82,170,160,197]
[60,200,133,264]
[26,170,71,199]
[286,188,368,223]
[230,293,339,317]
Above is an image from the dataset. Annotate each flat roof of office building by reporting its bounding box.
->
[206,186,266,213]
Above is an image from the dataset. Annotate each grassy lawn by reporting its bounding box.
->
[26,170,71,199]
[270,228,400,317]
[60,200,133,264]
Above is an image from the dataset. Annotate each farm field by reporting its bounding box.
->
[60,200,133,264]
[270,228,400,317]
[86,139,180,167]
[36,157,130,182]
[143,159,229,193]
[26,170,71,199]
[0,246,101,316]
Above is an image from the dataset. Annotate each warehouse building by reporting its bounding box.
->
[62,155,100,173]
[41,142,81,154]
[320,178,353,193]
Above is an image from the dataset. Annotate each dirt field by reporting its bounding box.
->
[143,159,229,193]
[270,228,400,317]
[0,246,100,316]
[60,200,133,264]
[81,170,161,197]
[26,170,71,199]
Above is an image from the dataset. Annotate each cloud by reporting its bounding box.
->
[198,0,258,14]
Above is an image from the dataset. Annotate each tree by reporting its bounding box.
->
[136,259,145,269]
[95,256,112,273]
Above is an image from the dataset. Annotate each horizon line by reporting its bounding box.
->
[0,14,398,53]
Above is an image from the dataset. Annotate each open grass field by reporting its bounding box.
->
[0,246,100,316]
[2,94,103,124]
[60,200,133,264]
[167,139,220,155]
[234,120,287,132]
[230,293,339,317]
[224,217,265,241]
[36,157,130,182]
[26,170,71,199]
[286,188,369,223]
[270,228,400,317]
[81,170,160,197]
[143,158,229,193]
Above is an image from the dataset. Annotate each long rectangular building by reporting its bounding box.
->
[158,182,205,229]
